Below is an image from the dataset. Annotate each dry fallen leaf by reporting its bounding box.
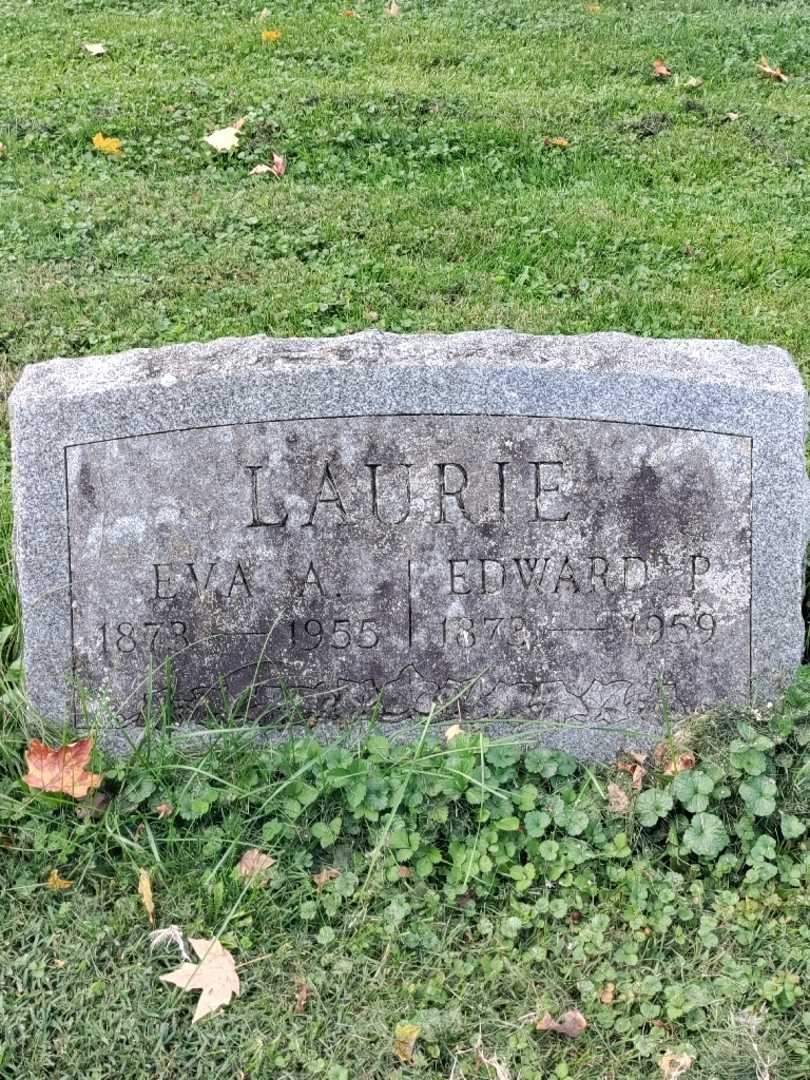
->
[536,1010,588,1038]
[249,163,273,175]
[204,118,246,153]
[271,152,286,176]
[617,759,647,791]
[652,58,672,79]
[82,42,106,56]
[46,869,72,891]
[474,1038,511,1080]
[24,736,103,798]
[544,136,570,149]
[600,982,615,1004]
[294,980,310,1014]
[393,1022,421,1063]
[444,723,464,742]
[139,868,156,925]
[724,111,740,122]
[663,752,696,776]
[160,938,240,1024]
[237,848,277,885]
[584,3,602,11]
[261,28,282,43]
[607,782,630,813]
[659,1050,694,1079]
[343,9,358,16]
[757,56,788,83]
[154,801,173,818]
[385,1,401,14]
[312,867,341,889]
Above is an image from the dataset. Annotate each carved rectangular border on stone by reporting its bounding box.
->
[9,331,808,756]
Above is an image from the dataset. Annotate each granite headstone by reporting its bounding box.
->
[9,331,808,756]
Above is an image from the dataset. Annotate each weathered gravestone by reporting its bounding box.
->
[9,331,808,756]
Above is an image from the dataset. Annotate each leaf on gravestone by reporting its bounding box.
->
[393,1022,421,1063]
[160,938,240,1024]
[294,980,310,1013]
[536,1010,588,1038]
[757,56,788,83]
[659,1050,694,1078]
[385,2,401,15]
[139,868,156,924]
[312,866,341,889]
[237,848,277,885]
[82,42,106,55]
[444,723,464,742]
[652,58,672,79]
[46,869,73,891]
[24,736,103,798]
[204,118,246,153]
[606,782,630,813]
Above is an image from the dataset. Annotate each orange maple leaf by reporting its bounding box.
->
[23,737,103,798]
[652,58,672,79]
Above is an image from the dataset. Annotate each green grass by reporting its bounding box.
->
[2,1,810,1076]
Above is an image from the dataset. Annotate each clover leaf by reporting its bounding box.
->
[739,775,777,817]
[672,768,715,813]
[780,812,806,840]
[636,788,673,827]
[683,812,729,857]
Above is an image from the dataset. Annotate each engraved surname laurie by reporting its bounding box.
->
[246,458,569,527]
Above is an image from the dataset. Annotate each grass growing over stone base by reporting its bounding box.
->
[2,696,810,1079]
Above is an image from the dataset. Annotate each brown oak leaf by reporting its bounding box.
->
[312,867,341,889]
[536,1010,588,1037]
[607,783,630,813]
[160,938,240,1023]
[757,56,788,83]
[294,980,310,1013]
[24,737,103,799]
[237,848,276,885]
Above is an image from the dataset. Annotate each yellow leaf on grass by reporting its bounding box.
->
[584,3,602,11]
[139,868,156,924]
[92,132,122,156]
[204,119,246,152]
[757,56,788,83]
[160,938,240,1024]
[237,848,277,885]
[393,1023,421,1063]
[82,42,106,56]
[444,723,464,742]
[46,869,72,891]
[261,29,282,43]
[24,736,103,798]
[545,136,569,149]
